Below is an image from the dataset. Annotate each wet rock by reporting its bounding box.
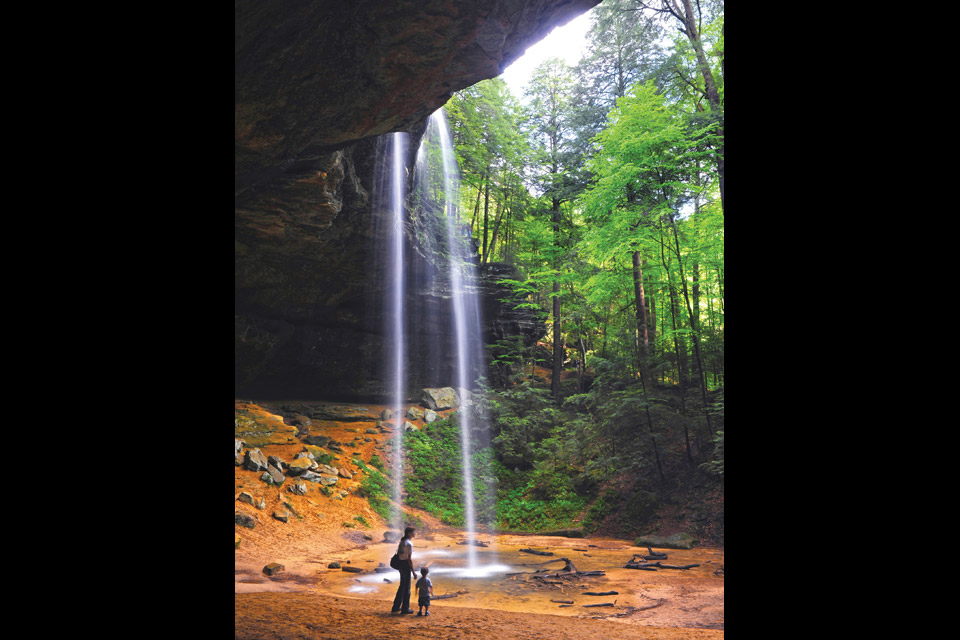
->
[263,562,285,576]
[244,448,269,472]
[421,387,460,410]
[381,409,393,421]
[235,513,256,529]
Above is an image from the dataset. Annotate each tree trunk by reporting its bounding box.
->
[552,198,563,404]
[631,250,651,386]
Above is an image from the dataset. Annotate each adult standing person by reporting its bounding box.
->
[391,527,418,614]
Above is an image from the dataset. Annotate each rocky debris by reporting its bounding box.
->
[303,445,330,459]
[260,463,285,485]
[289,482,308,496]
[273,510,289,523]
[328,562,341,569]
[244,448,269,472]
[421,387,460,411]
[238,491,256,505]
[319,474,339,486]
[235,513,256,529]
[268,455,286,470]
[263,563,285,576]
[424,409,438,423]
[403,421,418,432]
[338,468,353,480]
[406,406,425,420]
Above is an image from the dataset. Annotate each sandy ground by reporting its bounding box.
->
[235,400,724,639]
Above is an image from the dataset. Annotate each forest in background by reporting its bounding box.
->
[371,0,724,543]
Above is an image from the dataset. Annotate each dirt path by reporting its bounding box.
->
[235,591,724,640]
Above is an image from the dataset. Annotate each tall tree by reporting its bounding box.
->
[524,58,582,404]
[634,0,723,212]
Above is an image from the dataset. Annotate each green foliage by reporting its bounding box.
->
[359,466,393,521]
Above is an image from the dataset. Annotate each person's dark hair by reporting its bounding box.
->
[420,566,429,575]
[403,526,415,539]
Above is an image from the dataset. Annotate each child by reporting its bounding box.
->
[415,566,434,616]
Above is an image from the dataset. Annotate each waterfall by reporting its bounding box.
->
[389,131,407,532]
[377,109,496,574]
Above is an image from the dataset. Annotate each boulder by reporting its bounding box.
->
[338,468,353,480]
[273,511,289,523]
[287,457,315,475]
[263,562,285,576]
[383,531,400,543]
[303,435,330,447]
[235,513,256,529]
[268,455,286,470]
[403,421,418,432]
[421,387,460,410]
[328,561,341,569]
[289,482,308,496]
[237,491,256,506]
[633,532,698,550]
[319,475,339,486]
[406,406,425,420]
[424,409,437,423]
[244,448,269,472]
[266,464,285,484]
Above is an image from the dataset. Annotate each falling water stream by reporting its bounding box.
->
[389,131,406,532]
[383,108,495,574]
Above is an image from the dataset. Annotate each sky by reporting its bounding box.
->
[500,8,596,100]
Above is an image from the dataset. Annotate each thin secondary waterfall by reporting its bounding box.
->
[389,131,407,532]
[432,109,478,569]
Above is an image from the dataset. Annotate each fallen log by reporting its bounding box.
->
[341,566,364,573]
[583,591,618,596]
[660,563,699,570]
[583,602,616,608]
[625,561,661,569]
[519,548,554,556]
[457,540,490,547]
[432,593,459,600]
[551,599,574,604]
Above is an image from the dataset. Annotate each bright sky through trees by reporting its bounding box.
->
[500,9,594,100]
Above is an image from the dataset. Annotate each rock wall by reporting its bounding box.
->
[235,0,593,401]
